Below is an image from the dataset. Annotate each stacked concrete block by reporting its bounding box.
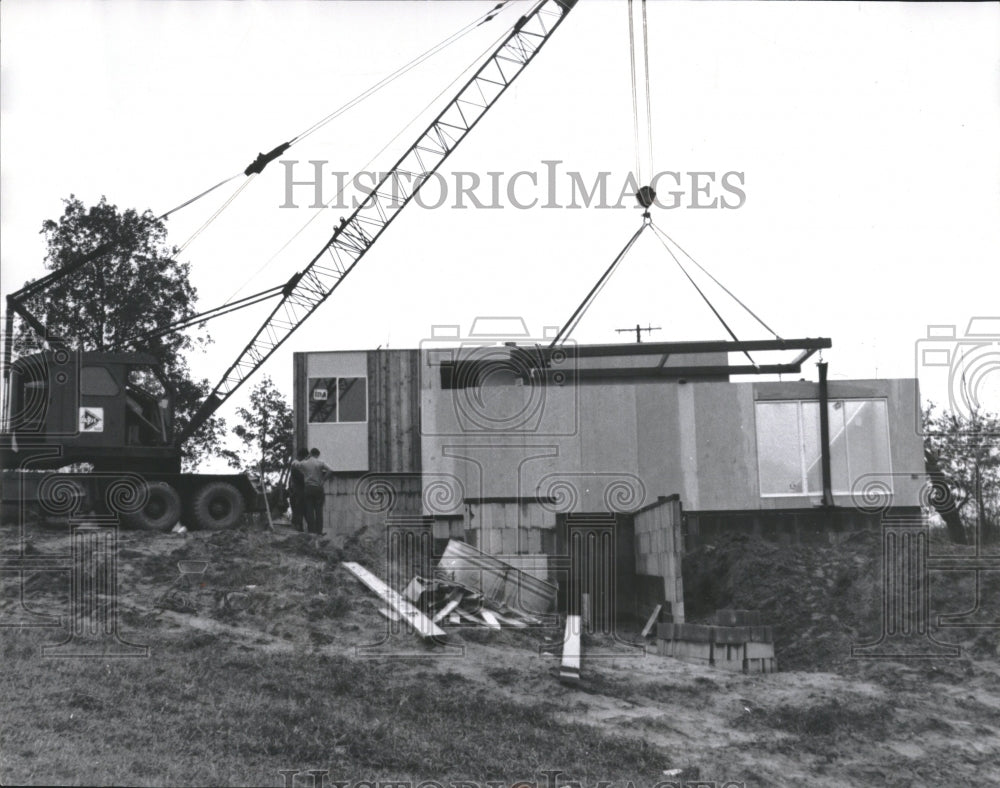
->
[633,497,685,624]
[655,611,777,673]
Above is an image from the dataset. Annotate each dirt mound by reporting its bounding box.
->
[682,528,1000,671]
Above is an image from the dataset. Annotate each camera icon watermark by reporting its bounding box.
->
[916,317,1000,436]
[419,317,579,437]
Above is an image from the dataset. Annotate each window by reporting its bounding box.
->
[81,366,120,397]
[755,399,891,496]
[308,377,367,423]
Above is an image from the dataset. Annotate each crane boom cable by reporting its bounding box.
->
[176,176,257,254]
[218,17,520,308]
[117,284,286,349]
[292,2,509,145]
[153,2,507,233]
[180,0,579,442]
[157,174,242,221]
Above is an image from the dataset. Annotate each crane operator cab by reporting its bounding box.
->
[2,349,181,473]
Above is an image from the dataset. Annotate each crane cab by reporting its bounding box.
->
[2,349,181,473]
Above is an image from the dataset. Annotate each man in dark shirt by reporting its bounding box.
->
[288,448,309,531]
[291,448,334,535]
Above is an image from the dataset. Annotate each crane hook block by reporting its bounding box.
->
[636,185,656,209]
[244,141,293,176]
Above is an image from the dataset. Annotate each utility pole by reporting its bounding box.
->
[615,324,661,343]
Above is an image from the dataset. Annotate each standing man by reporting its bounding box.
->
[292,448,334,535]
[288,448,309,531]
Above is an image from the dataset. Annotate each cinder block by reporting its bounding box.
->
[527,527,542,554]
[713,626,751,645]
[712,642,745,662]
[749,625,774,643]
[717,609,762,627]
[745,657,778,674]
[744,641,775,659]
[432,521,450,540]
[449,520,465,538]
[675,623,714,643]
[656,638,673,657]
[670,639,713,661]
[712,655,746,673]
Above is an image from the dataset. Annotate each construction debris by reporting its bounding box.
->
[560,614,582,684]
[436,539,557,616]
[640,603,663,638]
[342,561,445,639]
[342,548,552,641]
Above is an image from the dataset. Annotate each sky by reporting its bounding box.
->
[2,0,999,460]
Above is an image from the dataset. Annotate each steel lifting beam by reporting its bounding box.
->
[180,0,579,442]
[543,337,833,359]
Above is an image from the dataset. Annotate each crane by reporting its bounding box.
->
[0,0,579,531]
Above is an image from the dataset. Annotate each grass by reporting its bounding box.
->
[734,693,895,752]
[1,629,665,787]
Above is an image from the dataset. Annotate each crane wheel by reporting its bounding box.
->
[122,481,182,531]
[189,481,245,530]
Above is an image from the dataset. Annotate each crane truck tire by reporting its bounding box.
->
[122,481,182,531]
[189,481,244,530]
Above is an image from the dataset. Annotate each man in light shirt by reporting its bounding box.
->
[292,448,334,534]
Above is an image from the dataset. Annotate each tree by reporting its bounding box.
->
[229,376,294,486]
[15,195,225,468]
[923,403,1000,545]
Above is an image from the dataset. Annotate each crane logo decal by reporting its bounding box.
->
[79,407,104,432]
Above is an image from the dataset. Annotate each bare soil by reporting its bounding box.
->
[2,519,999,786]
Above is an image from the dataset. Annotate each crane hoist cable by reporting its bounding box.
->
[155,1,511,225]
[628,0,655,208]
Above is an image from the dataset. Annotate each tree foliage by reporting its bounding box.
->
[15,195,225,468]
[923,403,1000,544]
[228,376,294,483]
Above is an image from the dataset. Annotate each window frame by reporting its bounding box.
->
[307,376,368,424]
[81,365,122,397]
[755,397,893,498]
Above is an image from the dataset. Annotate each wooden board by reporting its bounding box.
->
[455,608,481,624]
[343,562,445,639]
[402,576,426,603]
[560,614,581,684]
[640,604,663,638]
[480,610,502,630]
[432,597,463,623]
[491,610,529,629]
